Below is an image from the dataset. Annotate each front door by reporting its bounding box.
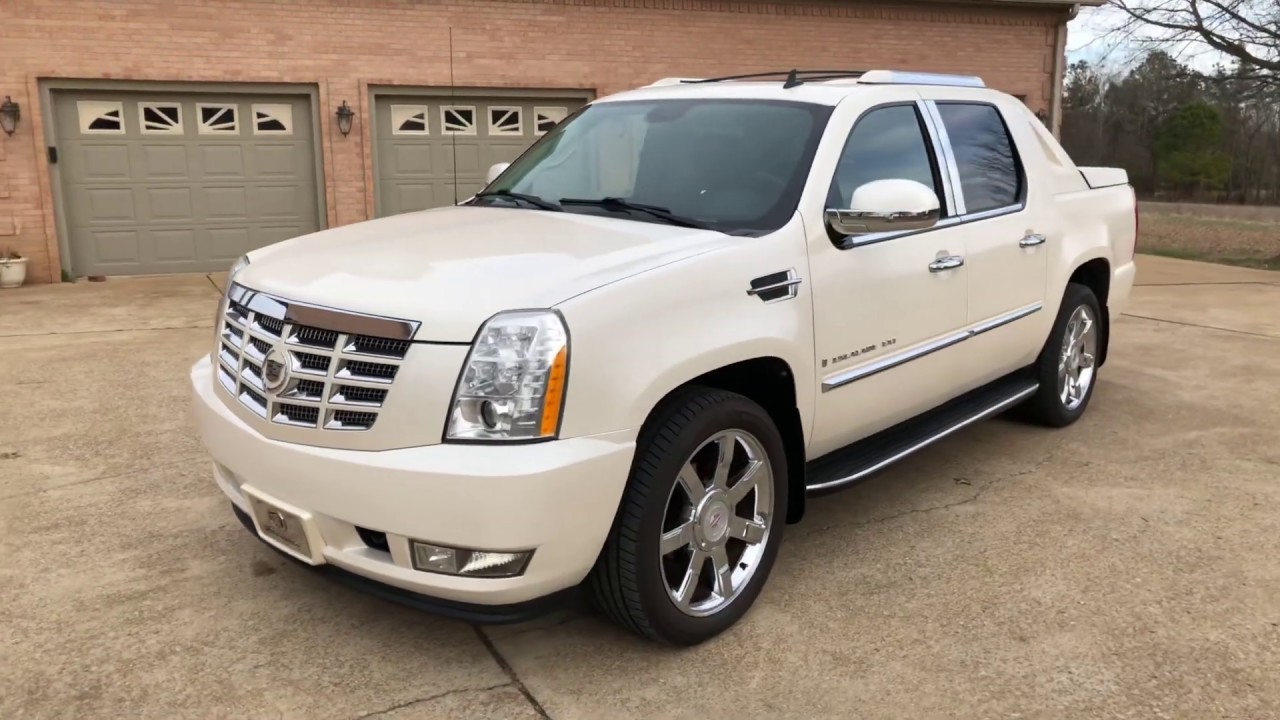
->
[806,102,970,458]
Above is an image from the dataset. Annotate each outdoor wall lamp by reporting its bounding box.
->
[335,100,354,137]
[0,96,19,136]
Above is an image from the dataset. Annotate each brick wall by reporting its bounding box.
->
[0,0,1067,283]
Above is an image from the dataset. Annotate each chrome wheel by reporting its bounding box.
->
[1058,304,1098,411]
[660,429,774,618]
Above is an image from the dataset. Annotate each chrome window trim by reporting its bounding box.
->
[227,283,420,341]
[845,202,1025,248]
[916,99,958,217]
[821,301,1042,392]
[923,100,967,216]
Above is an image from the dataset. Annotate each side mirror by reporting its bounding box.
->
[486,162,510,184]
[825,179,941,237]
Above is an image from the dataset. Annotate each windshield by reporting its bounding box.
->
[479,99,833,235]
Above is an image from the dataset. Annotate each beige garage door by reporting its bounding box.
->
[53,90,320,276]
[373,94,587,217]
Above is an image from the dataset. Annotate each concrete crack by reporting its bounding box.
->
[0,324,212,339]
[0,456,205,500]
[351,682,514,719]
[474,625,552,719]
[205,273,224,295]
[1120,312,1279,340]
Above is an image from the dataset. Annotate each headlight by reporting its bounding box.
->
[446,310,569,442]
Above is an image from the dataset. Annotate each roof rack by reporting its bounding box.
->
[681,69,866,89]
[644,69,985,90]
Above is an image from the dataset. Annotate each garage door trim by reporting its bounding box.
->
[39,79,329,277]
[367,85,594,217]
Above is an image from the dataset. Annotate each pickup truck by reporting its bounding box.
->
[190,69,1138,646]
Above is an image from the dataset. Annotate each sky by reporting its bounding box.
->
[1067,4,1231,73]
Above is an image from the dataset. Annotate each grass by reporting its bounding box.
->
[1139,212,1280,272]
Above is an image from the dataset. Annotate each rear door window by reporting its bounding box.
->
[935,103,1023,214]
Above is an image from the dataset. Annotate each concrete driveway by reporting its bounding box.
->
[3,256,1279,719]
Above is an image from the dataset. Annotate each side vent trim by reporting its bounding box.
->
[747,268,802,303]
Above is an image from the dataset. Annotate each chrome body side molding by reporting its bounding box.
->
[822,301,1042,392]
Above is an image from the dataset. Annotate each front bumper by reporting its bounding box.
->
[190,356,637,610]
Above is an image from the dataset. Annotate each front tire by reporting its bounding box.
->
[1023,282,1102,427]
[587,388,788,645]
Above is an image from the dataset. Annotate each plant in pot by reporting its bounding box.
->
[0,248,27,289]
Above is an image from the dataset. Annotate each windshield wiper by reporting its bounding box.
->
[559,197,714,230]
[471,190,563,211]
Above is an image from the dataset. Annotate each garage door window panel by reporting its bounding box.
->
[391,105,429,135]
[78,100,125,134]
[535,107,567,135]
[442,106,476,135]
[488,107,523,136]
[935,103,1024,215]
[253,103,294,135]
[198,104,239,135]
[139,102,183,134]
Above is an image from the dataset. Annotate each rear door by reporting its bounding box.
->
[916,92,1048,371]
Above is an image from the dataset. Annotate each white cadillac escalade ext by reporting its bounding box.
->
[191,70,1138,645]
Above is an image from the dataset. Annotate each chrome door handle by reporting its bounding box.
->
[1019,233,1047,248]
[928,255,964,273]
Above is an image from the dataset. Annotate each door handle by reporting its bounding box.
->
[1019,233,1047,248]
[928,255,965,273]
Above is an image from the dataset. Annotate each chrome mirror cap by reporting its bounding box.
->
[486,162,510,184]
[825,178,941,237]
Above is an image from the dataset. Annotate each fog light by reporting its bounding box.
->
[410,540,532,578]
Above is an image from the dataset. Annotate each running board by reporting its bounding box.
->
[805,372,1039,494]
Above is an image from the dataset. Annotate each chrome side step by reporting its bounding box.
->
[805,372,1039,494]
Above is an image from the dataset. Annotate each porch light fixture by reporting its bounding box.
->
[335,100,354,136]
[0,96,19,136]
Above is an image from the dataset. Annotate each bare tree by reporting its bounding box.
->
[1109,1,1280,84]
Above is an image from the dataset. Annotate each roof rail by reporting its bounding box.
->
[856,70,985,88]
[682,69,866,88]
[644,69,985,90]
[646,77,704,87]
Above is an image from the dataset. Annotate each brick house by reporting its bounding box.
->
[0,0,1096,284]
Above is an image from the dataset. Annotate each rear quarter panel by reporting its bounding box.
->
[553,216,816,442]
[1004,100,1137,324]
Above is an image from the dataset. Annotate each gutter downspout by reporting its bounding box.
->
[1049,3,1080,138]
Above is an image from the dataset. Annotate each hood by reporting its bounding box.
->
[236,205,732,342]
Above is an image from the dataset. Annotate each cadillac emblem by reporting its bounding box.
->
[263,348,289,392]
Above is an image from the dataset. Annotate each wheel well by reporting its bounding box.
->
[646,357,808,524]
[1069,258,1111,367]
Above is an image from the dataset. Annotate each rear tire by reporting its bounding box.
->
[587,387,788,645]
[1022,282,1102,427]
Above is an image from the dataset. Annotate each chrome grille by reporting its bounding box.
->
[215,285,415,432]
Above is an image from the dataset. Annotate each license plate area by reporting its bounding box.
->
[242,485,325,565]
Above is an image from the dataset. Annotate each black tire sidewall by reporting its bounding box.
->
[630,392,789,645]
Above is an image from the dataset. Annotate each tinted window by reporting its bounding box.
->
[936,103,1022,213]
[486,99,832,235]
[828,105,939,208]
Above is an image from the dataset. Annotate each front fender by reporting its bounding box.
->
[554,223,815,442]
